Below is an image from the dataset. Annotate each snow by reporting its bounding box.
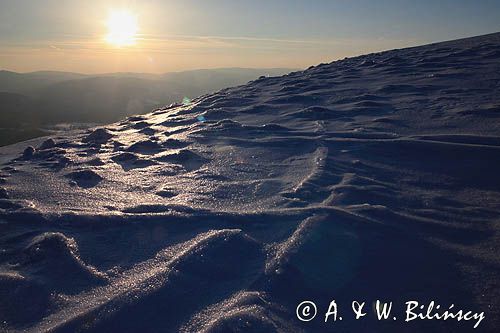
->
[1,32,500,332]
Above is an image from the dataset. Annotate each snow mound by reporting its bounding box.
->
[82,128,114,144]
[66,169,103,188]
[21,233,107,290]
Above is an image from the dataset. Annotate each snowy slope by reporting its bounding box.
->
[1,33,500,332]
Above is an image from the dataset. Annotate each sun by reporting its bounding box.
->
[106,10,138,47]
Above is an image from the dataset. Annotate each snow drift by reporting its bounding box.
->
[1,32,500,332]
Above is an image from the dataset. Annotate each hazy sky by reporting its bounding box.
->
[1,0,499,73]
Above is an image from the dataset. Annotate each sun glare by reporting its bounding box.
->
[106,10,138,47]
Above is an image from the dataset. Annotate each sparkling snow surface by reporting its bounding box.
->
[1,33,500,332]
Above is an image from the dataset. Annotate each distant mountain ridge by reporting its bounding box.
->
[0,67,296,145]
[0,68,296,96]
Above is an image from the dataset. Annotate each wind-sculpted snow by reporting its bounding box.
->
[1,33,500,332]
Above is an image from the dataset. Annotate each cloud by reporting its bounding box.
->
[0,32,423,73]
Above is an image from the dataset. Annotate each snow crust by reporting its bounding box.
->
[1,33,500,332]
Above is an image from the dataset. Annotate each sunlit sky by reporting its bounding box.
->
[1,0,499,74]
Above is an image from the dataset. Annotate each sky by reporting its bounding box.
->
[1,0,499,74]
